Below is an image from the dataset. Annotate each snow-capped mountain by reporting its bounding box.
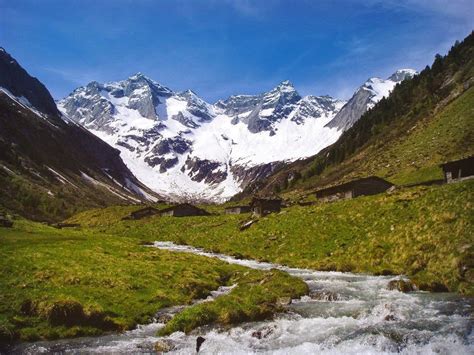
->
[326,69,417,131]
[59,69,415,202]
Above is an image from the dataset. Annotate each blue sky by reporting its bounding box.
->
[1,0,472,101]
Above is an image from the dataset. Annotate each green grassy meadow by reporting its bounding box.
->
[0,220,307,343]
[69,179,474,296]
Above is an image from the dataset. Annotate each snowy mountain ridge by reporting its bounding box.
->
[326,69,417,131]
[58,69,415,202]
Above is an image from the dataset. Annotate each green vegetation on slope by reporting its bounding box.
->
[384,85,474,185]
[0,220,306,343]
[70,179,474,296]
[0,170,132,223]
[305,84,474,190]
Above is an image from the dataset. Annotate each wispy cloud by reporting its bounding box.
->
[361,0,474,24]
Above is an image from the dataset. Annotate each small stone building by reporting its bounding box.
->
[159,203,210,217]
[440,156,474,183]
[315,176,393,202]
[250,197,282,217]
[225,205,251,215]
[122,206,159,220]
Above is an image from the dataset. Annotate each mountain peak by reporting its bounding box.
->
[267,80,299,100]
[0,47,60,118]
[179,89,198,97]
[279,79,293,86]
[275,80,295,91]
[121,73,173,97]
[127,72,161,86]
[86,81,102,89]
[129,72,147,80]
[388,69,417,82]
[326,69,416,132]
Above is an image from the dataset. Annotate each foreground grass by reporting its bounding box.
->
[0,220,307,344]
[70,179,474,295]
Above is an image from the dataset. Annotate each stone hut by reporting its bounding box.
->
[250,197,282,217]
[225,205,251,215]
[122,206,159,220]
[159,203,210,217]
[440,156,474,183]
[315,176,393,202]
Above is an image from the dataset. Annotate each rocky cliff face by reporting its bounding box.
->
[216,81,303,134]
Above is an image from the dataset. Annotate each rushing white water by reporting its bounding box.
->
[9,241,473,354]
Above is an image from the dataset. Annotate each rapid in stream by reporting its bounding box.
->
[9,241,474,354]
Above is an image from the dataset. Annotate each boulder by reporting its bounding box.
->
[251,325,275,339]
[154,340,174,353]
[276,297,292,306]
[196,336,206,353]
[156,313,172,324]
[387,279,415,293]
[416,281,449,293]
[310,291,339,301]
[240,219,257,231]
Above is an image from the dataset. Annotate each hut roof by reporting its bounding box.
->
[315,176,393,196]
[250,197,282,204]
[439,155,474,169]
[130,206,159,215]
[158,203,209,215]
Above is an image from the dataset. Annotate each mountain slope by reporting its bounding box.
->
[238,32,474,199]
[0,49,159,221]
[59,69,414,202]
[326,69,417,131]
[0,48,60,117]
